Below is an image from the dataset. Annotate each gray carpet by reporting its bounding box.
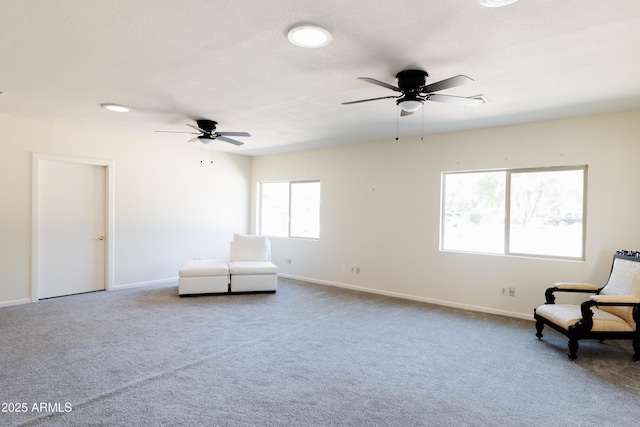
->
[1,278,640,426]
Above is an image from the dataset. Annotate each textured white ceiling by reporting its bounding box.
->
[1,0,639,155]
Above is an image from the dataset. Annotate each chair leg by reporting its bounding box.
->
[568,339,579,361]
[535,319,544,340]
[633,338,640,361]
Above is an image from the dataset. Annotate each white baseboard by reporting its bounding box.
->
[113,277,178,291]
[278,273,533,321]
[0,298,31,308]
[1,279,178,307]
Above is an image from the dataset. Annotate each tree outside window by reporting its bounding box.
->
[442,166,586,259]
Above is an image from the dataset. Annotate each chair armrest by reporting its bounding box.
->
[555,283,600,291]
[589,295,640,305]
[544,283,601,304]
[573,296,640,334]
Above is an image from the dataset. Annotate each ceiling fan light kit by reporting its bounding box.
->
[197,135,215,143]
[398,99,424,112]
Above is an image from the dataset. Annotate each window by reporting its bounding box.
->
[441,166,587,259]
[259,180,321,239]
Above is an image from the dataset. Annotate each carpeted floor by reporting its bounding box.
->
[1,278,640,426]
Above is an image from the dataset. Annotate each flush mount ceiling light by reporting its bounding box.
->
[100,103,131,113]
[479,0,518,6]
[287,24,332,48]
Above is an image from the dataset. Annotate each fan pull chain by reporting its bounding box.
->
[421,106,424,141]
[396,106,400,141]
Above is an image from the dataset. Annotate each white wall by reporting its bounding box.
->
[251,110,640,319]
[0,113,251,306]
[3,109,639,317]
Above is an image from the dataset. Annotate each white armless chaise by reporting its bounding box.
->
[228,234,278,293]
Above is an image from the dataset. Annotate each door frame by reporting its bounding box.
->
[31,153,115,302]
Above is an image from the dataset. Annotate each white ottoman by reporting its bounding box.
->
[179,259,229,296]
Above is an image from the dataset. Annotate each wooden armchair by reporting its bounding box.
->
[534,250,640,361]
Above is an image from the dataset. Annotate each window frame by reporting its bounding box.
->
[258,180,321,240]
[441,165,588,261]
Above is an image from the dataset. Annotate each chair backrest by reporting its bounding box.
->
[230,233,271,262]
[599,250,640,325]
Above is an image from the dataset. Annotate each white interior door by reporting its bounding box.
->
[38,159,106,299]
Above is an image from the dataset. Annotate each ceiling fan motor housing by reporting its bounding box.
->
[395,70,429,92]
[196,119,218,133]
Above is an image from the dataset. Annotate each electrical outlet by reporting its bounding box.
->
[509,287,515,297]
[285,258,292,264]
[350,266,355,274]
[501,287,507,296]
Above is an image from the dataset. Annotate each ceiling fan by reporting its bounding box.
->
[156,119,250,146]
[342,69,485,116]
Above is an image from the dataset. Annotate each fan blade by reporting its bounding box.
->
[217,136,244,146]
[423,75,474,93]
[358,77,400,92]
[217,131,251,137]
[342,95,398,105]
[155,130,199,134]
[187,136,200,142]
[400,109,414,117]
[186,123,206,133]
[428,94,485,106]
[470,95,488,103]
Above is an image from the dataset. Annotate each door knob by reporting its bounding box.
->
[98,235,105,241]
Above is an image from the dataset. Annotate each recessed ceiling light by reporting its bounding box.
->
[287,24,332,48]
[479,0,518,7]
[101,103,131,113]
